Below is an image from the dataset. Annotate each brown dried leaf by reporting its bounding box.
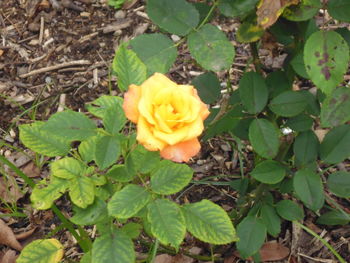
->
[21,162,41,178]
[0,219,22,251]
[1,249,17,263]
[154,254,194,263]
[259,242,290,261]
[15,227,36,241]
[257,0,299,29]
[0,177,24,203]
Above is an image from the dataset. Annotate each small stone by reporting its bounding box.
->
[171,34,181,42]
[28,23,40,32]
[114,10,126,19]
[4,135,14,143]
[80,12,91,17]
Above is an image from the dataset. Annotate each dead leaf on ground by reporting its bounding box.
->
[0,177,24,203]
[1,249,17,263]
[122,0,139,9]
[154,254,194,263]
[21,162,41,178]
[0,219,22,251]
[257,0,299,29]
[234,241,290,261]
[259,242,290,261]
[15,227,37,240]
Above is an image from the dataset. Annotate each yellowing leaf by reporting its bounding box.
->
[257,0,299,29]
[17,239,64,263]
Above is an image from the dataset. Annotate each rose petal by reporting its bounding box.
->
[137,116,166,151]
[160,138,201,162]
[123,84,141,123]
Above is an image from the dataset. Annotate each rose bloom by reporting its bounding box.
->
[123,73,210,163]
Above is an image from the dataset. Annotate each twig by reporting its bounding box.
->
[19,60,91,78]
[39,16,44,45]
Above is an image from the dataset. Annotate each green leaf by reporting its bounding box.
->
[130,33,177,75]
[19,122,70,157]
[304,30,349,94]
[187,24,235,71]
[120,223,142,239]
[236,216,266,259]
[293,169,324,211]
[276,200,304,221]
[320,124,350,164]
[126,144,161,174]
[249,119,280,159]
[108,184,151,219]
[251,160,285,184]
[80,251,92,263]
[150,161,193,195]
[31,177,69,210]
[328,0,350,22]
[218,0,259,18]
[239,72,268,114]
[17,239,64,263]
[147,199,186,249]
[301,90,320,116]
[103,103,126,134]
[43,111,97,141]
[51,157,86,179]
[71,198,108,226]
[290,51,309,79]
[112,45,147,92]
[266,70,292,98]
[327,171,350,198]
[236,22,264,43]
[260,204,281,237]
[293,130,319,166]
[79,136,99,162]
[283,0,321,21]
[69,176,95,208]
[91,231,135,263]
[269,91,307,117]
[286,114,314,132]
[106,164,135,182]
[192,72,221,104]
[95,135,121,170]
[320,87,350,128]
[146,0,199,36]
[317,209,350,225]
[86,95,123,119]
[182,199,238,244]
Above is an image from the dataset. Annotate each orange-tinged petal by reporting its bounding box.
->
[160,138,201,163]
[137,116,166,151]
[123,84,141,123]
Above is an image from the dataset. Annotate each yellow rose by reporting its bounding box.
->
[123,73,210,162]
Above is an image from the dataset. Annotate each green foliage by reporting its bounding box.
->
[293,169,324,211]
[147,0,199,36]
[18,1,350,262]
[249,119,280,159]
[304,31,349,94]
[327,171,350,198]
[150,161,193,195]
[239,71,268,114]
[182,200,238,244]
[129,33,177,75]
[17,239,63,263]
[236,216,266,259]
[147,199,186,249]
[187,24,235,71]
[112,45,147,91]
[192,72,221,104]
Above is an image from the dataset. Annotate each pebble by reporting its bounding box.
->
[114,10,126,19]
[171,34,181,42]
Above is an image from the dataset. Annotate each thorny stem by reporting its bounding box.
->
[294,221,346,263]
[0,155,92,252]
[233,183,266,225]
[249,42,262,72]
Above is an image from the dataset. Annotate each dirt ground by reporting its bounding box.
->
[0,0,349,262]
